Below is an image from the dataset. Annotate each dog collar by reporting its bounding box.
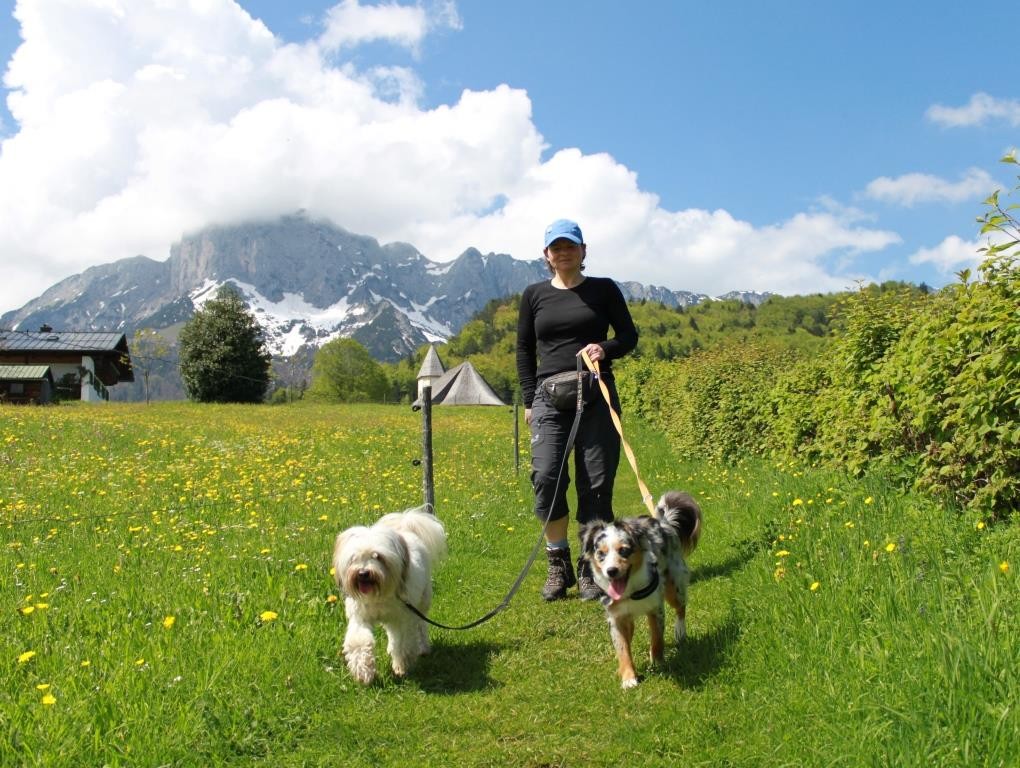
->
[601,569,659,606]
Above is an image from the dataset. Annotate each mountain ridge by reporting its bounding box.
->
[1,213,773,365]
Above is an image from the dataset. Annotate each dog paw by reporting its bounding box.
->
[345,650,376,685]
[621,676,640,689]
[348,662,376,685]
[673,618,687,644]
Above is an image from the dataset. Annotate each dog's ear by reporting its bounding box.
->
[579,521,606,555]
[332,529,357,586]
[393,534,411,597]
[624,517,663,563]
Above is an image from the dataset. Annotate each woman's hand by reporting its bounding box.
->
[525,407,533,426]
[580,343,604,362]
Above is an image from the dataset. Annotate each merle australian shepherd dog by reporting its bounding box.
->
[579,491,702,688]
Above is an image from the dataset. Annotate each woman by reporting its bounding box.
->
[516,218,639,600]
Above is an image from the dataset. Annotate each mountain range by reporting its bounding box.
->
[0,213,771,396]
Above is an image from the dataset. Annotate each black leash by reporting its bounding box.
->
[401,356,587,630]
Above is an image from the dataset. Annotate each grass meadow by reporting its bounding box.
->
[2,402,1018,767]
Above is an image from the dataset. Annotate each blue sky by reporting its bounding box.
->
[1,0,1017,314]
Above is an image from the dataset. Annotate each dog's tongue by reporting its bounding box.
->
[607,578,627,602]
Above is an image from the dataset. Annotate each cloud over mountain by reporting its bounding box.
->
[0,0,918,315]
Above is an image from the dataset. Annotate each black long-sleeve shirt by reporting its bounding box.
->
[516,277,638,407]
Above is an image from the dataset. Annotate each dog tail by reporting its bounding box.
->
[381,507,449,565]
[655,491,702,556]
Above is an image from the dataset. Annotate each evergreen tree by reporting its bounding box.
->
[178,284,271,403]
[307,338,389,402]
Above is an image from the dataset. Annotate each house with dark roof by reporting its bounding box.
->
[0,365,56,404]
[0,326,134,402]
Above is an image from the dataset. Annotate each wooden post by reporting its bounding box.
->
[421,384,435,512]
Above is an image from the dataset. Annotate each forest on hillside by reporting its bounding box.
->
[378,283,920,407]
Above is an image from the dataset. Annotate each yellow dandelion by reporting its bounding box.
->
[329,567,336,577]
[135,658,145,666]
[41,694,56,706]
[326,595,338,604]
[318,515,328,522]
[163,616,175,630]
[775,550,791,557]
[792,498,803,506]
[864,497,873,504]
[294,563,308,571]
[36,683,50,691]
[259,610,278,623]
[810,581,820,591]
[976,521,986,531]
[35,603,48,610]
[885,542,897,553]
[844,521,855,528]
[17,650,36,664]
[19,606,35,615]
[80,660,91,667]
[1000,561,1010,575]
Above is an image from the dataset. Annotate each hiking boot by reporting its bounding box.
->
[577,557,603,601]
[541,547,576,601]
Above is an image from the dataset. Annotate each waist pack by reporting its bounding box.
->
[541,370,593,410]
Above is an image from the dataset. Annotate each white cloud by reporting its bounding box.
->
[908,235,983,274]
[0,0,901,315]
[864,168,995,207]
[926,92,1020,128]
[908,229,1014,276]
[318,0,460,54]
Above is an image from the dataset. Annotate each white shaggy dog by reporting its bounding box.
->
[332,507,447,685]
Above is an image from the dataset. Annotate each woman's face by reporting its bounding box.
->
[544,238,585,271]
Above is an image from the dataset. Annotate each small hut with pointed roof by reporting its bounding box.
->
[414,345,505,406]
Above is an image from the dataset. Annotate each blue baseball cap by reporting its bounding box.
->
[543,219,584,248]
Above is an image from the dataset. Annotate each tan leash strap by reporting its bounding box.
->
[580,350,656,515]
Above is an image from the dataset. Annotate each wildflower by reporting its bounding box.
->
[1000,562,1010,575]
[19,606,35,616]
[810,582,820,591]
[775,550,791,557]
[163,616,175,630]
[792,498,803,506]
[17,651,36,664]
[326,595,338,604]
[976,521,986,531]
[259,610,278,623]
[80,660,91,667]
[135,658,145,666]
[41,694,56,706]
[294,563,308,571]
[885,542,897,553]
[844,521,855,529]
[36,683,50,691]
